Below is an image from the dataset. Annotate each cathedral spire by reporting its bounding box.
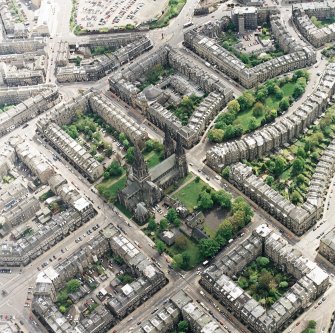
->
[132,144,149,181]
[175,133,185,157]
[163,124,174,159]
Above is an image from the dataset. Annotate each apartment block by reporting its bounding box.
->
[320,228,335,264]
[109,46,233,148]
[206,63,335,170]
[201,224,329,333]
[0,85,59,137]
[56,37,152,83]
[293,2,335,47]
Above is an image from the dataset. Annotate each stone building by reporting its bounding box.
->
[0,38,46,55]
[55,41,70,67]
[293,2,335,48]
[0,85,59,137]
[89,92,148,148]
[232,7,258,33]
[32,223,167,332]
[320,228,335,265]
[184,27,316,89]
[39,122,104,181]
[228,163,319,235]
[56,37,152,83]
[201,224,329,333]
[118,131,188,223]
[206,63,335,170]
[37,89,148,149]
[109,46,233,148]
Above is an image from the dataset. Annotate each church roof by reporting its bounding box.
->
[149,154,176,181]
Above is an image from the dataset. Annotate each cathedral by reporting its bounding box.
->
[118,127,188,223]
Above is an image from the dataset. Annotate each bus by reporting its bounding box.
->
[183,21,193,28]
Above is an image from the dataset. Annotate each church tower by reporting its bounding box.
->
[132,144,149,181]
[163,124,174,159]
[175,133,188,178]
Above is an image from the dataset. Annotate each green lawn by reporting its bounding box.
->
[173,178,207,212]
[168,235,202,269]
[249,106,335,203]
[234,81,296,133]
[96,176,126,202]
[144,151,162,168]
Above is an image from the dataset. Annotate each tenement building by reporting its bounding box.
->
[184,22,316,88]
[37,89,148,151]
[293,1,335,47]
[0,85,59,137]
[32,223,167,333]
[118,130,188,223]
[56,37,152,83]
[320,228,335,265]
[207,63,335,170]
[109,46,233,148]
[201,224,329,333]
[228,163,320,235]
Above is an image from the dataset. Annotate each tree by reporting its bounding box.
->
[75,56,81,66]
[211,190,232,210]
[221,166,230,180]
[106,161,123,177]
[125,147,135,164]
[227,99,240,113]
[66,279,81,293]
[57,290,68,304]
[232,197,254,224]
[59,305,67,314]
[293,69,310,81]
[258,271,275,291]
[144,139,155,152]
[197,191,214,211]
[172,254,183,269]
[279,281,288,288]
[105,145,113,157]
[147,218,157,231]
[297,147,306,159]
[274,85,283,100]
[268,156,287,178]
[238,276,249,289]
[198,238,220,258]
[166,208,178,224]
[296,174,305,186]
[256,256,270,267]
[291,158,304,176]
[252,102,265,118]
[279,97,290,112]
[223,124,243,140]
[159,218,168,231]
[248,117,258,131]
[256,88,268,102]
[208,128,224,143]
[175,235,187,251]
[293,84,305,99]
[216,219,233,240]
[181,252,191,269]
[291,191,302,204]
[103,171,110,180]
[178,320,189,332]
[238,92,256,110]
[156,240,166,254]
[265,175,274,186]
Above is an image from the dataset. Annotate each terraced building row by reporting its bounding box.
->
[207,63,335,171]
